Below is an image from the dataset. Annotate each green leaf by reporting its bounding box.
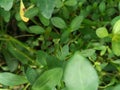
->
[112,35,120,56]
[99,1,106,13]
[25,67,38,84]
[36,50,47,66]
[29,25,45,34]
[37,0,56,19]
[93,43,107,56]
[80,49,95,57]
[118,2,120,11]
[60,30,70,43]
[64,52,99,90]
[18,21,28,31]
[51,17,67,29]
[38,13,50,26]
[70,15,84,32]
[7,42,32,64]
[65,0,77,6]
[0,8,10,22]
[61,6,70,19]
[111,59,120,65]
[32,68,63,90]
[25,7,38,19]
[113,84,120,90]
[15,12,21,21]
[0,0,14,11]
[112,19,120,34]
[2,50,18,72]
[30,0,37,4]
[0,72,28,86]
[55,0,63,8]
[111,16,120,26]
[107,8,116,16]
[46,55,64,68]
[96,27,108,38]
[56,45,69,60]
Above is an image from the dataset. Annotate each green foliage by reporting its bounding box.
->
[29,25,45,34]
[112,20,120,56]
[0,0,14,11]
[112,35,120,56]
[112,20,120,34]
[37,0,56,19]
[70,15,84,32]
[32,68,63,90]
[96,27,108,38]
[25,7,39,19]
[113,84,120,90]
[99,1,106,13]
[64,52,98,90]
[64,0,77,6]
[51,17,67,29]
[0,72,28,86]
[0,0,120,90]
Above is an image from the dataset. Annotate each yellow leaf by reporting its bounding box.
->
[20,0,29,22]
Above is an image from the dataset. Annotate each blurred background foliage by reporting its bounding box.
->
[0,0,120,90]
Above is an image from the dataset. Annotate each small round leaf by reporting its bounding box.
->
[96,27,108,38]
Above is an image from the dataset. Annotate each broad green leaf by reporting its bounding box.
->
[0,72,28,86]
[0,0,14,11]
[111,59,120,65]
[83,19,96,26]
[70,15,84,32]
[25,7,39,19]
[65,0,77,6]
[99,1,106,13]
[107,8,116,16]
[96,27,108,38]
[18,21,28,31]
[36,50,47,66]
[37,0,56,19]
[112,35,120,56]
[2,50,18,72]
[38,13,50,26]
[113,84,120,90]
[7,42,32,64]
[61,6,70,19]
[56,45,69,60]
[64,52,99,90]
[15,12,22,21]
[32,68,63,90]
[112,19,120,34]
[111,16,120,26]
[51,17,67,29]
[25,67,38,84]
[0,9,10,22]
[29,25,45,34]
[80,49,95,57]
[55,0,63,8]
[46,55,64,68]
[60,30,70,43]
[3,11,10,22]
